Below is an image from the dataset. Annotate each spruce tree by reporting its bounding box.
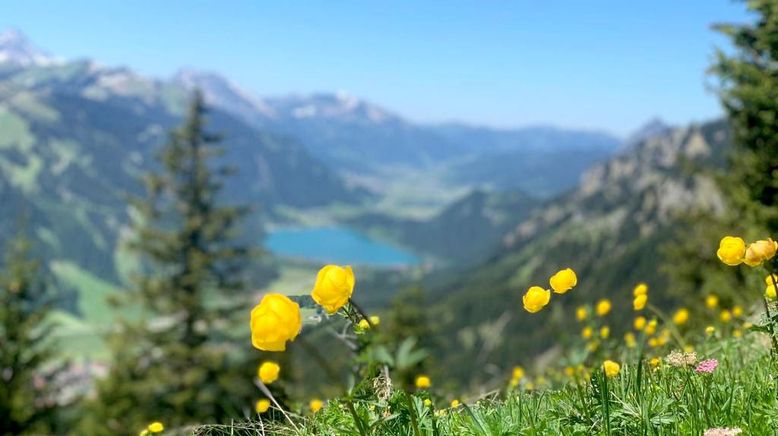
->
[0,232,65,435]
[83,91,257,434]
[713,0,778,232]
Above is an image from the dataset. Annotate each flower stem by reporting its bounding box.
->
[345,398,368,436]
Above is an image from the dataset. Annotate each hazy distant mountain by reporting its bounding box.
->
[427,118,730,383]
[0,28,56,66]
[0,31,363,284]
[176,68,622,197]
[624,117,671,147]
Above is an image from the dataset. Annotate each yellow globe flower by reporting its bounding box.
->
[600,326,610,339]
[633,316,647,331]
[450,399,460,408]
[645,319,658,335]
[633,294,647,311]
[258,361,280,384]
[423,399,432,407]
[602,360,620,378]
[255,398,271,413]
[647,337,658,347]
[705,295,719,309]
[733,329,743,338]
[564,366,575,377]
[575,306,588,322]
[720,309,732,323]
[310,399,324,413]
[415,375,432,389]
[705,325,715,336]
[744,239,778,267]
[311,265,355,314]
[250,293,302,352]
[672,308,689,326]
[766,284,777,300]
[369,315,380,326]
[512,366,525,380]
[595,299,611,317]
[522,286,551,313]
[357,319,370,330]
[633,283,648,297]
[549,268,577,294]
[766,274,778,286]
[148,422,164,433]
[582,326,593,339]
[624,332,636,348]
[716,236,746,266]
[649,357,661,368]
[732,305,743,317]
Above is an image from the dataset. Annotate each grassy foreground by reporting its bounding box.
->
[188,328,777,435]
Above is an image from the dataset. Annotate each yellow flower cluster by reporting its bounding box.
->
[522,268,577,313]
[717,236,777,267]
[633,283,648,311]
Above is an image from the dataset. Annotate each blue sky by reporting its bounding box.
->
[0,1,750,135]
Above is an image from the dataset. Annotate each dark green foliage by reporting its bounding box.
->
[80,92,260,433]
[0,232,67,435]
[712,0,778,232]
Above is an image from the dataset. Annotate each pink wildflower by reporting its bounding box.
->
[703,428,742,436]
[695,359,719,374]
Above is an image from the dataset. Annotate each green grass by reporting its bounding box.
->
[193,333,778,435]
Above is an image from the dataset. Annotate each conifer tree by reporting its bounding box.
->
[0,232,65,435]
[83,91,258,434]
[713,0,778,232]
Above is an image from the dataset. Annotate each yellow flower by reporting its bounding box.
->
[564,366,575,377]
[732,305,743,317]
[744,239,778,267]
[255,399,271,413]
[357,319,370,330]
[733,329,743,338]
[633,316,647,331]
[720,309,732,323]
[649,357,661,368]
[250,293,302,352]
[415,375,431,389]
[369,315,380,326]
[633,283,648,297]
[633,294,648,311]
[600,326,610,339]
[582,326,593,339]
[705,295,719,309]
[596,299,612,316]
[512,366,525,380]
[423,399,432,407]
[522,286,551,313]
[647,337,659,347]
[140,431,148,436]
[148,422,164,433]
[602,360,620,378]
[258,361,280,384]
[586,341,599,352]
[624,332,636,348]
[705,325,715,336]
[549,268,577,294]
[672,308,689,326]
[310,399,324,413]
[766,274,778,286]
[576,306,588,322]
[450,399,460,408]
[509,377,520,387]
[645,319,658,335]
[311,265,355,314]
[717,236,746,266]
[767,284,777,300]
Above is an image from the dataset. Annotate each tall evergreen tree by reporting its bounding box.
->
[0,232,65,435]
[82,92,258,434]
[713,0,778,232]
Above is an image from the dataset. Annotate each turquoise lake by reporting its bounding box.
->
[266,227,419,266]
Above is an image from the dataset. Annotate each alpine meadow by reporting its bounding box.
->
[3,1,778,435]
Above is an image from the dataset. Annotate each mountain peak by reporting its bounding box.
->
[625,117,671,146]
[173,67,276,120]
[0,28,56,66]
